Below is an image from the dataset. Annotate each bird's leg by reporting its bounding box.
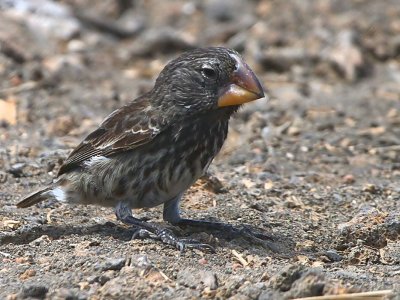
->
[163,196,274,242]
[115,202,215,252]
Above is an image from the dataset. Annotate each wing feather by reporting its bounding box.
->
[57,95,164,176]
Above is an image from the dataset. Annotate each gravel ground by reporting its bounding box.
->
[1,0,400,299]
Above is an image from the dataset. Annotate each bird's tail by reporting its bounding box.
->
[17,187,53,208]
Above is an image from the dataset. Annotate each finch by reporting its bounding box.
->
[17,47,266,251]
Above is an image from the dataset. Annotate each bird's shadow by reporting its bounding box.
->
[173,221,294,255]
[0,221,295,257]
[0,222,131,245]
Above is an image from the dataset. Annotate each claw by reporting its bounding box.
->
[180,239,216,253]
[131,228,151,240]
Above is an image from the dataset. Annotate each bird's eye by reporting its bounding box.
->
[201,67,217,79]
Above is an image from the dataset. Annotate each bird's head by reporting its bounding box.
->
[152,47,265,117]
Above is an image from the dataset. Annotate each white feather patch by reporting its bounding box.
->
[83,155,111,167]
[51,187,66,202]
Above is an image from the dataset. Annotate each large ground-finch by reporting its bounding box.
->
[17,47,266,251]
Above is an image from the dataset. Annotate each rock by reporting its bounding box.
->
[47,288,85,300]
[29,235,51,246]
[177,269,222,291]
[1,0,80,41]
[48,115,77,136]
[363,183,379,194]
[73,9,144,40]
[20,285,48,299]
[226,31,248,52]
[380,242,400,265]
[43,54,85,79]
[0,98,17,126]
[224,276,247,297]
[237,282,266,299]
[98,270,115,285]
[287,126,301,136]
[131,255,152,269]
[326,29,370,81]
[257,48,314,73]
[337,207,400,249]
[7,162,43,178]
[3,218,21,229]
[177,268,200,289]
[347,244,380,265]
[0,171,7,183]
[101,258,126,271]
[198,172,226,193]
[7,162,26,177]
[204,0,248,22]
[0,38,26,63]
[267,264,305,292]
[268,266,329,298]
[324,250,342,262]
[269,84,303,102]
[284,270,325,299]
[201,271,218,290]
[128,28,196,58]
[67,39,86,53]
[258,290,282,300]
[19,269,36,280]
[87,275,99,284]
[389,35,400,59]
[342,174,355,184]
[99,277,125,298]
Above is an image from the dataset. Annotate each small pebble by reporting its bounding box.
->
[343,174,355,184]
[19,269,36,280]
[363,184,378,194]
[324,250,342,262]
[198,258,208,265]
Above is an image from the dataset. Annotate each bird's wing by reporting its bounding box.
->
[57,95,164,176]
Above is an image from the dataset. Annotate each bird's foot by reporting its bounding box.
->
[133,223,216,253]
[128,224,215,253]
[115,203,214,252]
[174,219,276,250]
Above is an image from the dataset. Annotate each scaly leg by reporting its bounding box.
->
[163,195,274,242]
[115,201,215,252]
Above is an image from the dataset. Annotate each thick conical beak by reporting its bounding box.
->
[218,56,265,107]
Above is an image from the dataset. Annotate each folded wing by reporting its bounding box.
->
[58,95,165,176]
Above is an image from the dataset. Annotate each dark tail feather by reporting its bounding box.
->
[17,187,52,208]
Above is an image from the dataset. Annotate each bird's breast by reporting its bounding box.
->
[134,118,229,208]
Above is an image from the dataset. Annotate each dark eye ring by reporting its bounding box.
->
[201,67,217,79]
